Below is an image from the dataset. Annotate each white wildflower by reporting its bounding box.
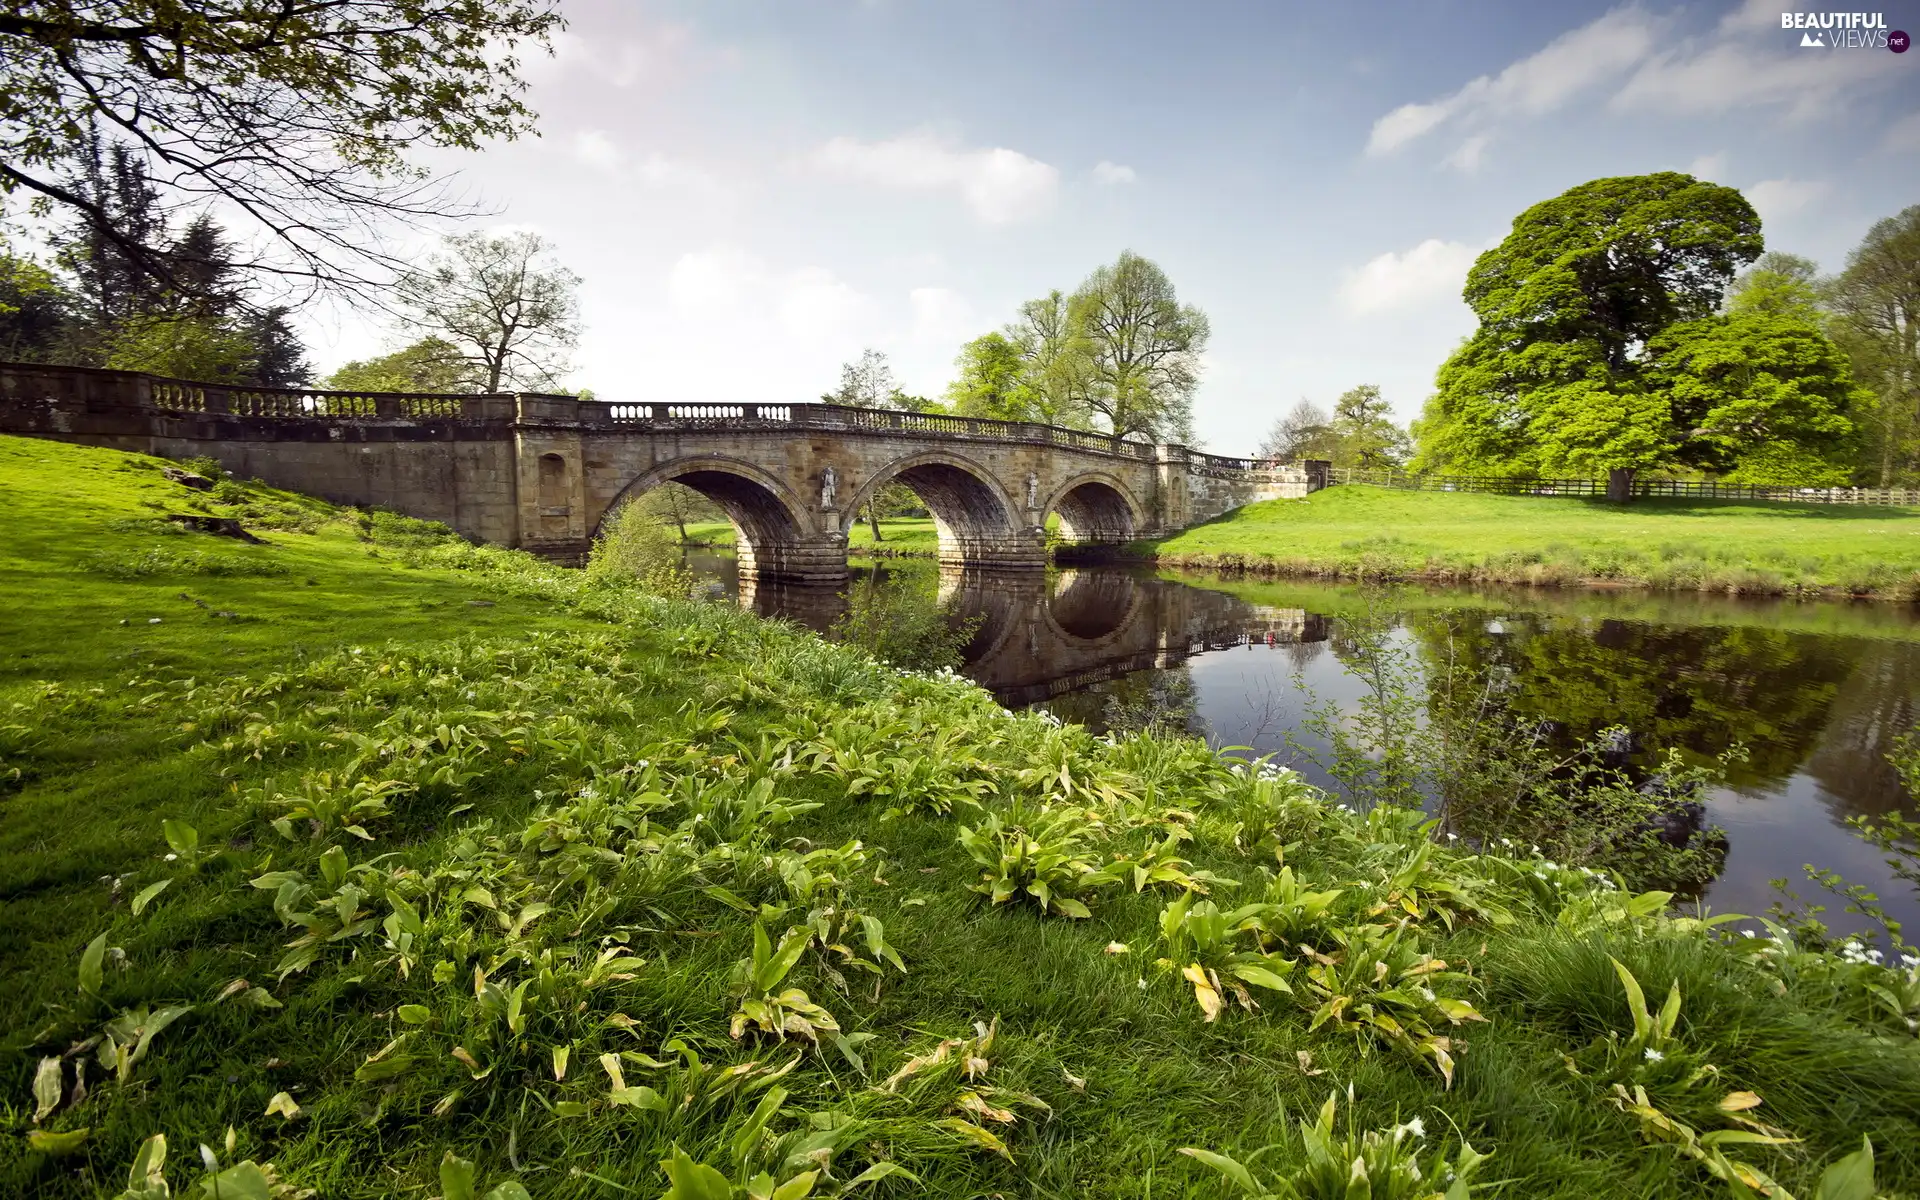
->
[1643,1048,1664,1062]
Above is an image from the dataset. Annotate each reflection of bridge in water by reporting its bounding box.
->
[739,568,1330,708]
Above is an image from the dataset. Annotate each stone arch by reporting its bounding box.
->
[1046,472,1142,544]
[842,450,1043,570]
[601,455,814,579]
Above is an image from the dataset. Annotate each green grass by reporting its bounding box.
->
[1145,485,1920,600]
[4,436,1920,1199]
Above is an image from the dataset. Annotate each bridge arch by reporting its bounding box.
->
[601,455,814,579]
[842,450,1044,570]
[1046,472,1142,544]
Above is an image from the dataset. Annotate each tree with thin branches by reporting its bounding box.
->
[393,230,580,393]
[0,1,562,305]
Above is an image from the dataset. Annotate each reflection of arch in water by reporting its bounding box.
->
[937,568,1046,664]
[601,456,810,579]
[737,577,845,634]
[841,451,1041,569]
[1046,473,1142,544]
[1048,569,1142,641]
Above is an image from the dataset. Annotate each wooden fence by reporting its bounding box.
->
[1328,467,1920,508]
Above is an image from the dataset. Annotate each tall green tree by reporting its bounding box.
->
[1828,206,1920,487]
[1005,290,1093,427]
[0,245,71,361]
[1070,250,1209,442]
[945,331,1030,420]
[1414,172,1794,498]
[1327,385,1412,469]
[1,0,562,301]
[1726,251,1824,322]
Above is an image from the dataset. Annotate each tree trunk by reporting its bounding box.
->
[1606,467,1635,503]
[866,502,883,542]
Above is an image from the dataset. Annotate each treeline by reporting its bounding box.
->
[0,141,309,386]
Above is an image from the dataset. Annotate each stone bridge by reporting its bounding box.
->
[0,362,1327,580]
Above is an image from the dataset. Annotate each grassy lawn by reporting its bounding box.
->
[1145,484,1920,600]
[4,436,1920,1198]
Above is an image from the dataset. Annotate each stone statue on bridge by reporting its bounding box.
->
[819,465,837,510]
[1026,471,1039,511]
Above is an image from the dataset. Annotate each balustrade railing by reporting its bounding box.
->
[2,361,1329,474]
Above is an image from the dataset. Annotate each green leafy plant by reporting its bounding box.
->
[956,804,1122,918]
[730,922,840,1043]
[1298,922,1485,1086]
[1157,891,1295,1021]
[1181,1092,1490,1199]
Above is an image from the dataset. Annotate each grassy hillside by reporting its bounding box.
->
[1146,485,1920,600]
[4,436,1920,1198]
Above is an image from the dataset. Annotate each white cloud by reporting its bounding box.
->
[668,245,873,341]
[570,130,624,173]
[532,25,699,90]
[1613,41,1904,120]
[1746,178,1829,223]
[1091,161,1138,185]
[1366,7,1661,155]
[1339,239,1482,315]
[812,131,1060,224]
[1687,152,1728,181]
[1442,135,1491,173]
[908,287,976,347]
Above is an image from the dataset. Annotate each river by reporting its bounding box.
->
[688,552,1920,936]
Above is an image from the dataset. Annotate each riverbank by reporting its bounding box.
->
[5,436,1919,1198]
[1141,485,1920,601]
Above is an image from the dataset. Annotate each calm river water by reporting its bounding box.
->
[689,554,1920,935]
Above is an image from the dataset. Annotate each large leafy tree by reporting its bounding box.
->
[1415,172,1791,498]
[393,230,579,393]
[0,0,562,302]
[1070,250,1209,442]
[1828,206,1920,486]
[1642,312,1860,485]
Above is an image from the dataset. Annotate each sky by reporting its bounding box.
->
[298,0,1920,455]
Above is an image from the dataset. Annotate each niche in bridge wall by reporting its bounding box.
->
[537,453,571,535]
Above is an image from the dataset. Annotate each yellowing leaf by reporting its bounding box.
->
[1719,1091,1763,1113]
[28,1127,90,1155]
[1104,942,1130,955]
[31,1058,62,1123]
[265,1092,301,1121]
[956,1090,1017,1124]
[937,1117,1013,1160]
[1182,963,1224,1022]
